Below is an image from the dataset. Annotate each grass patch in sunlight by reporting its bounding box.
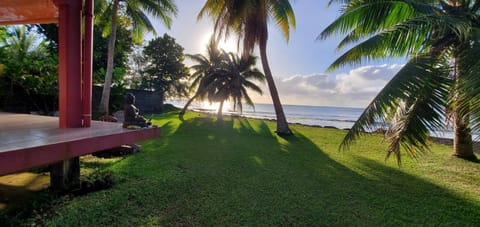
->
[3,110,480,226]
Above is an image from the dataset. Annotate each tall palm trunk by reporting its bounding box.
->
[99,0,120,114]
[217,100,224,121]
[452,56,477,160]
[180,94,197,115]
[453,110,476,160]
[259,34,292,135]
[180,82,217,116]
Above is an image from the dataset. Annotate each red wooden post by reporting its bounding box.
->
[55,0,83,129]
[52,0,83,190]
[83,0,94,127]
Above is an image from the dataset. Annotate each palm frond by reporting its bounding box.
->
[326,25,428,70]
[458,29,480,131]
[268,0,296,42]
[327,13,471,70]
[126,9,152,43]
[141,0,177,27]
[319,1,423,41]
[341,54,451,163]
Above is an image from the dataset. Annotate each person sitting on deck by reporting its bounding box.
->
[123,93,151,128]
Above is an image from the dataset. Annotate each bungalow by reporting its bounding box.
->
[0,0,160,190]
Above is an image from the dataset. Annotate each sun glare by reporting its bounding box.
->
[200,32,239,54]
[218,37,238,53]
[200,101,233,113]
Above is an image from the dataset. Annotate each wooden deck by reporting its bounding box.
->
[0,112,160,176]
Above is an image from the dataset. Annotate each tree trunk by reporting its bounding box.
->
[180,95,197,115]
[452,55,477,161]
[98,0,120,115]
[180,83,217,116]
[217,100,224,121]
[453,108,477,161]
[258,34,292,135]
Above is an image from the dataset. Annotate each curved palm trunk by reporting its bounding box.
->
[259,36,292,135]
[180,94,197,115]
[453,111,476,160]
[180,82,217,116]
[452,56,477,161]
[98,0,120,114]
[217,100,224,121]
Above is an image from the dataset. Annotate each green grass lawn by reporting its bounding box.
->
[6,110,480,226]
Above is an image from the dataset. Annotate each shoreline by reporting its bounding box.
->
[189,109,458,143]
[187,109,480,153]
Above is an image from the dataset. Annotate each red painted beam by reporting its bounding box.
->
[82,0,94,127]
[55,0,83,128]
[0,127,161,176]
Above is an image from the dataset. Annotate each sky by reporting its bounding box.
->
[149,0,406,108]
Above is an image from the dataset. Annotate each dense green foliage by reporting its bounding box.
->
[4,111,480,225]
[92,24,134,86]
[140,33,189,98]
[320,0,480,162]
[0,26,58,114]
[96,0,177,113]
[27,22,133,88]
[20,22,133,115]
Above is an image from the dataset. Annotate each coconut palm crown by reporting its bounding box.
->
[319,0,480,163]
[180,39,227,115]
[181,39,265,121]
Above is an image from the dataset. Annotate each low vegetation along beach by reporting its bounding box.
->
[3,109,480,225]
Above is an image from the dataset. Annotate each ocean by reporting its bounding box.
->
[167,100,456,139]
[233,103,362,130]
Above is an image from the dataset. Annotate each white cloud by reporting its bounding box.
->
[251,64,403,108]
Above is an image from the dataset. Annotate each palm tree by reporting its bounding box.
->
[214,52,265,120]
[1,26,45,58]
[180,38,227,116]
[182,39,264,121]
[198,0,295,135]
[97,0,177,114]
[319,0,480,163]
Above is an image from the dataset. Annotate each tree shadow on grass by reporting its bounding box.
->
[41,116,480,226]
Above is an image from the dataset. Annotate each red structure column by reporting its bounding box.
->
[52,0,83,190]
[83,0,94,127]
[55,0,83,128]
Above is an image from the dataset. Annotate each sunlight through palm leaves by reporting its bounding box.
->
[199,0,295,134]
[181,39,264,121]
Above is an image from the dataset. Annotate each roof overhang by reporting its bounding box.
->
[0,0,58,25]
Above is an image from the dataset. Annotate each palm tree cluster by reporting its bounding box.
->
[92,0,294,133]
[181,39,265,121]
[199,0,296,134]
[320,0,480,163]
